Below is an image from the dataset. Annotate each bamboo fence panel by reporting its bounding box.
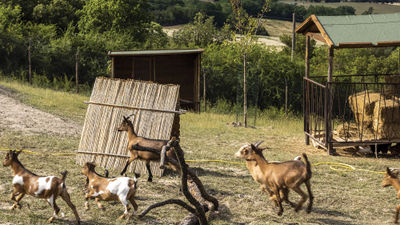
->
[76,77,180,177]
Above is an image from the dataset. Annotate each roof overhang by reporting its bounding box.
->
[108,49,204,57]
[296,13,400,49]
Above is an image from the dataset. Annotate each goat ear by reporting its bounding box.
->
[123,116,128,121]
[250,144,257,151]
[387,167,392,175]
[14,150,22,156]
[392,170,400,178]
[258,147,268,151]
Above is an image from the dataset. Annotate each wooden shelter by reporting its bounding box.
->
[296,13,400,155]
[108,49,204,112]
[76,77,181,176]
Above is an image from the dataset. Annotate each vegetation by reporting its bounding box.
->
[0,83,399,224]
[1,0,399,115]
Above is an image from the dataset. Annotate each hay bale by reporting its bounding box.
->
[373,98,400,139]
[335,122,375,140]
[348,91,382,127]
[384,75,400,98]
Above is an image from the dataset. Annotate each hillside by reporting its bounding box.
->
[280,1,400,14]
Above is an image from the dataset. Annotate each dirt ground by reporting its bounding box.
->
[0,85,82,137]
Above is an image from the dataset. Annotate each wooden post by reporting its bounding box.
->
[326,47,334,155]
[203,71,206,112]
[75,48,79,93]
[291,13,296,61]
[243,52,247,128]
[111,56,115,78]
[304,35,310,145]
[28,39,32,84]
[285,78,288,116]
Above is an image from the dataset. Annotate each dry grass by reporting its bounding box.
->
[0,84,399,224]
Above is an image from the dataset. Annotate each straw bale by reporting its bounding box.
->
[384,75,400,98]
[335,122,375,141]
[76,77,180,177]
[373,98,400,139]
[348,91,382,126]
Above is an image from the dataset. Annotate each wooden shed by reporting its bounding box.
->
[296,13,400,155]
[108,49,204,112]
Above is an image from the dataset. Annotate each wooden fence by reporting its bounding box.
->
[76,77,180,177]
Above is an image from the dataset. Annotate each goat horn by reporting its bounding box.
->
[254,141,264,147]
[126,113,135,119]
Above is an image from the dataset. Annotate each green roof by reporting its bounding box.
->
[108,49,204,56]
[296,13,400,48]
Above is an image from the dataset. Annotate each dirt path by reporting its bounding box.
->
[0,85,82,137]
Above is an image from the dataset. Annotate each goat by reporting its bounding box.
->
[82,162,138,219]
[117,115,179,182]
[382,167,400,223]
[234,141,313,216]
[2,150,80,224]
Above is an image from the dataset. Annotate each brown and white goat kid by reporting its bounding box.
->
[117,115,179,181]
[3,150,80,224]
[82,162,138,219]
[234,141,313,216]
[382,167,400,223]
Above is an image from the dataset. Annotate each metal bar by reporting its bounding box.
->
[84,101,184,114]
[310,74,400,79]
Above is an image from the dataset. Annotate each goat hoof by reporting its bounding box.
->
[48,217,55,223]
[147,177,153,182]
[277,211,283,216]
[119,214,127,219]
[306,208,312,214]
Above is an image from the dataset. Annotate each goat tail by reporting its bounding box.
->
[60,170,68,188]
[302,153,312,180]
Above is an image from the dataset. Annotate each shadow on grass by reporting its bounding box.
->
[189,167,248,179]
[312,218,356,225]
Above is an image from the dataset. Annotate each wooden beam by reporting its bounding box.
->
[311,15,334,47]
[307,32,327,44]
[84,101,185,114]
[338,42,374,48]
[304,35,310,146]
[326,47,334,155]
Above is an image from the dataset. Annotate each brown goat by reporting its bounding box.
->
[117,115,179,181]
[234,141,313,216]
[382,167,400,224]
[3,150,80,224]
[82,162,138,219]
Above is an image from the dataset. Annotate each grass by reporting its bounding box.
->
[0,83,400,224]
[281,1,400,15]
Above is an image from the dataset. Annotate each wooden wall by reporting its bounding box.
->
[111,53,200,111]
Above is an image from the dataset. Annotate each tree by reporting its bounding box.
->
[230,0,270,127]
[78,0,151,43]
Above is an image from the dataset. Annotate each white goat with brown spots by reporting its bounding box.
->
[2,150,80,224]
[82,162,138,219]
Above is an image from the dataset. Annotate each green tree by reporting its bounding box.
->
[78,0,151,42]
[172,12,231,48]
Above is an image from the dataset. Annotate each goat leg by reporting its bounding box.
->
[305,180,313,213]
[120,160,130,176]
[146,162,153,182]
[395,204,400,224]
[272,187,283,216]
[47,197,60,223]
[60,190,81,225]
[95,197,105,210]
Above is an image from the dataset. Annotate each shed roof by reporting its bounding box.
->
[296,13,400,48]
[108,49,204,56]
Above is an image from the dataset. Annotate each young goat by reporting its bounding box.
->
[3,150,80,224]
[117,115,179,181]
[234,141,313,216]
[382,167,400,223]
[82,162,138,219]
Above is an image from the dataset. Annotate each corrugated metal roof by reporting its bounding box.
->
[108,49,204,56]
[296,13,400,48]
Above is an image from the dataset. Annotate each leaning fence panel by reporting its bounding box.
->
[76,77,180,177]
